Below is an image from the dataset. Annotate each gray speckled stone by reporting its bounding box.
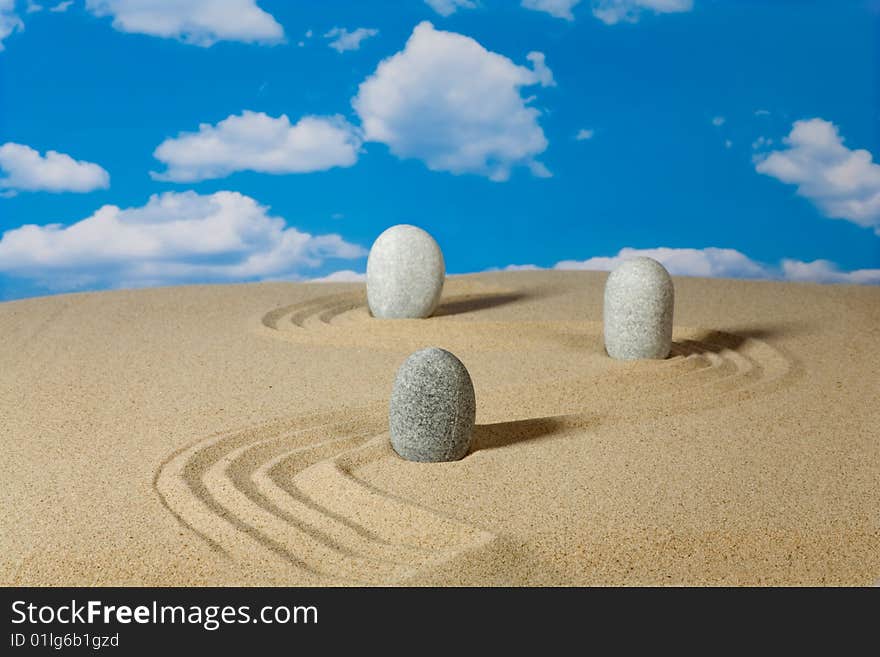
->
[367,224,445,319]
[389,347,476,463]
[604,257,674,360]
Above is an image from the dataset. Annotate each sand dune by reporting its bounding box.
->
[1,271,878,585]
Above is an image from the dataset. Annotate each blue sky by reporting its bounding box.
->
[0,0,878,300]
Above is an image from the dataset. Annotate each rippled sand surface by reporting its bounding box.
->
[1,271,877,585]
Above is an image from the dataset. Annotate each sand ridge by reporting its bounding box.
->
[1,271,878,585]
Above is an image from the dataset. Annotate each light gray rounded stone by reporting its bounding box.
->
[603,257,674,360]
[389,347,476,463]
[366,224,445,319]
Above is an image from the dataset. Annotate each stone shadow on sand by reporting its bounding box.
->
[432,292,530,317]
[471,416,570,453]
[670,323,809,357]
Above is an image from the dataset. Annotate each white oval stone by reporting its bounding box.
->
[603,257,674,360]
[366,224,445,319]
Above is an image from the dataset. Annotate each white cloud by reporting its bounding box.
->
[50,1,72,12]
[711,115,725,127]
[526,51,555,87]
[752,136,772,150]
[152,111,362,183]
[0,191,366,291]
[424,0,476,17]
[84,0,283,46]
[0,143,110,194]
[309,269,366,283]
[556,246,772,278]
[0,0,24,51]
[324,26,378,53]
[495,248,878,285]
[724,139,732,149]
[575,128,594,141]
[522,0,581,20]
[26,1,42,14]
[755,118,880,234]
[353,21,553,182]
[592,0,693,25]
[780,259,880,285]
[506,246,879,285]
[754,109,770,117]
[503,263,542,271]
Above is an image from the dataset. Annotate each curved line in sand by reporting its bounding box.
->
[255,441,437,563]
[154,411,496,584]
[257,292,568,352]
[222,425,450,566]
[155,422,334,578]
[200,430,417,582]
[161,300,805,583]
[256,293,804,392]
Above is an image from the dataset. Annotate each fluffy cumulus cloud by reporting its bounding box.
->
[0,191,366,291]
[755,118,880,234]
[592,0,693,25]
[353,21,554,182]
[152,111,362,183]
[521,0,582,21]
[324,27,378,52]
[424,0,476,16]
[556,247,772,278]
[0,0,24,51]
[502,246,880,285]
[780,259,880,285]
[0,143,110,194]
[84,0,284,46]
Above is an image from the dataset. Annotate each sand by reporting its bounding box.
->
[0,271,878,586]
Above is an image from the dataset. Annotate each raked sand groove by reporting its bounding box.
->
[154,410,496,585]
[5,271,878,585]
[257,280,577,352]
[258,284,801,415]
[154,288,802,584]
